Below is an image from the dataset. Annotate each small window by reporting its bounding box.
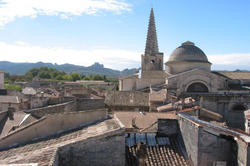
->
[150,60,155,64]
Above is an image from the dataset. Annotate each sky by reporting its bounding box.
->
[0,0,249,71]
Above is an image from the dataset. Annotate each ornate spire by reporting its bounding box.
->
[145,8,159,55]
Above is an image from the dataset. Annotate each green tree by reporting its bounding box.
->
[70,73,82,81]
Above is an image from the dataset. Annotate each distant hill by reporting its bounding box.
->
[0,61,139,77]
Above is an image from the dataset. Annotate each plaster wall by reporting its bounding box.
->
[119,77,165,91]
[119,78,136,91]
[236,139,250,166]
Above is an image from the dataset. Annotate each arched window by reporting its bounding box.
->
[232,104,246,111]
[187,82,209,93]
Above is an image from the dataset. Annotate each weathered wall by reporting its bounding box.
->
[105,91,149,107]
[178,114,244,166]
[0,111,7,123]
[119,76,165,91]
[136,78,165,90]
[29,96,49,109]
[0,109,107,150]
[167,69,225,93]
[141,53,163,73]
[25,101,77,118]
[119,77,137,91]
[76,98,104,111]
[157,119,178,135]
[58,131,125,166]
[199,108,223,122]
[0,103,20,112]
[64,86,89,97]
[237,139,250,166]
[201,95,250,130]
[198,128,233,165]
[178,116,199,166]
[0,72,4,89]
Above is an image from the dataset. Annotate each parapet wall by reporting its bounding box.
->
[58,129,125,166]
[178,113,250,166]
[0,109,107,150]
[25,101,77,118]
[157,119,178,135]
[105,91,149,107]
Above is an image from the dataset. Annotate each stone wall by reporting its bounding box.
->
[119,76,165,91]
[0,110,7,123]
[76,98,104,111]
[178,113,250,166]
[0,103,20,112]
[0,72,4,89]
[178,115,199,166]
[157,119,178,135]
[25,101,77,118]
[167,68,226,93]
[198,128,233,165]
[58,130,125,166]
[201,95,250,130]
[0,109,107,150]
[136,78,165,90]
[105,91,149,108]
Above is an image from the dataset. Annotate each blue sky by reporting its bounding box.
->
[0,0,249,70]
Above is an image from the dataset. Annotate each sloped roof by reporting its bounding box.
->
[126,134,189,165]
[0,112,30,138]
[115,112,177,132]
[0,119,122,166]
[0,96,20,104]
[214,71,250,80]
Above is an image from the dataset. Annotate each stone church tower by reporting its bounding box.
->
[141,8,164,79]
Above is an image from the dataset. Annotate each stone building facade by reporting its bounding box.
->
[117,8,250,132]
[0,70,4,89]
[119,9,165,91]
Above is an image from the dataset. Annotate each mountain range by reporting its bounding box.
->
[0,61,139,77]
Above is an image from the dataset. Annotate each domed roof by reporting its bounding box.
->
[168,41,209,63]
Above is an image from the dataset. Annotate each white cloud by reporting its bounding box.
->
[0,0,131,26]
[0,41,140,70]
[208,53,250,66]
[1,41,249,71]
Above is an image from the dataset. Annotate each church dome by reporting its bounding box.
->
[168,41,209,63]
